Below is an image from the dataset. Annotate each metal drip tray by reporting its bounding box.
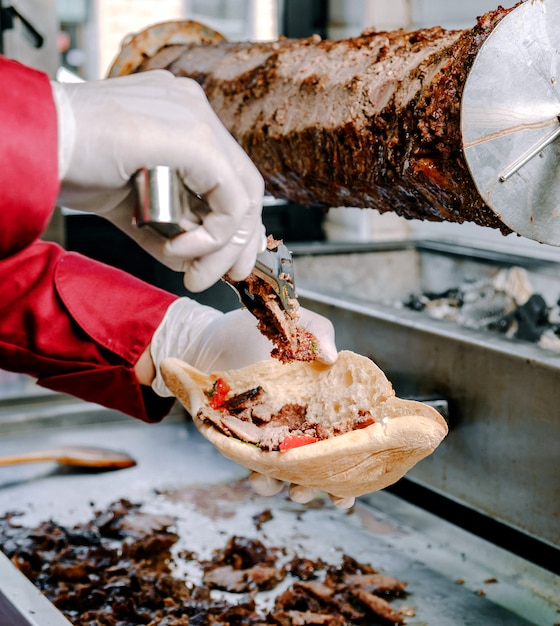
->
[0,240,557,624]
[0,407,557,625]
[292,239,560,551]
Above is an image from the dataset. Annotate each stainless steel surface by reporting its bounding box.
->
[498,120,560,183]
[1,0,58,77]
[293,240,560,550]
[462,0,560,245]
[133,166,210,237]
[0,400,557,625]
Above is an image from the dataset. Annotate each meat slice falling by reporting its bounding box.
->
[134,5,516,233]
[226,236,319,363]
[229,271,319,362]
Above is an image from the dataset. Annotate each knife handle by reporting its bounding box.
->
[133,166,210,237]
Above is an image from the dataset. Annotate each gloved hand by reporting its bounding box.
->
[51,70,265,292]
[150,299,338,395]
[249,473,355,509]
[149,298,348,506]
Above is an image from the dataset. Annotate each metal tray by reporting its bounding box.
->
[292,239,560,551]
[0,399,557,625]
[0,552,72,625]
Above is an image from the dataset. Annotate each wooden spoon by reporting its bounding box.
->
[0,445,137,470]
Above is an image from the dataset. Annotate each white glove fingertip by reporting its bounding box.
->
[164,232,197,258]
[179,254,224,293]
[329,494,355,509]
[289,484,319,504]
[317,343,339,366]
[249,472,285,496]
[182,269,215,294]
[226,254,257,283]
[226,225,265,282]
[298,308,338,365]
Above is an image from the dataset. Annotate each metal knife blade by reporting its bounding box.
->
[133,166,297,311]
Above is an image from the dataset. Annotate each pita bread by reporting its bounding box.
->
[160,351,448,499]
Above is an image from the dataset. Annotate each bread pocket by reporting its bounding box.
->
[160,350,448,498]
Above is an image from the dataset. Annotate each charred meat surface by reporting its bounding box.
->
[137,6,517,233]
[0,501,411,625]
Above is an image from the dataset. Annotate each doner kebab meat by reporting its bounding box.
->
[131,5,515,234]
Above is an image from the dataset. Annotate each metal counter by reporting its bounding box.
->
[293,239,560,553]
[0,391,557,625]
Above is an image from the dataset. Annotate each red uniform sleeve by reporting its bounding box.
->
[0,57,59,257]
[0,57,178,422]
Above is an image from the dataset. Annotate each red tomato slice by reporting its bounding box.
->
[279,434,318,451]
[208,378,230,410]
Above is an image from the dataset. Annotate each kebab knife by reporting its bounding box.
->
[133,166,297,312]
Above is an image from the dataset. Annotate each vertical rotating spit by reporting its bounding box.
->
[106,0,560,245]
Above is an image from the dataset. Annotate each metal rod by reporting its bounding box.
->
[499,116,560,182]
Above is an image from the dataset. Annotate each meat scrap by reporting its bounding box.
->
[201,536,285,593]
[274,555,409,625]
[344,573,408,596]
[252,507,273,531]
[0,501,410,625]
[349,589,405,625]
[226,236,319,363]
[272,611,346,625]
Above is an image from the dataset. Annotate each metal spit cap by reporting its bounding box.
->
[461,0,560,245]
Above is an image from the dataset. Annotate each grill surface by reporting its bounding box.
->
[0,389,556,625]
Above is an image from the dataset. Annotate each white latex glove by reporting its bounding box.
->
[150,299,337,396]
[250,474,355,510]
[51,70,265,292]
[150,298,345,506]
